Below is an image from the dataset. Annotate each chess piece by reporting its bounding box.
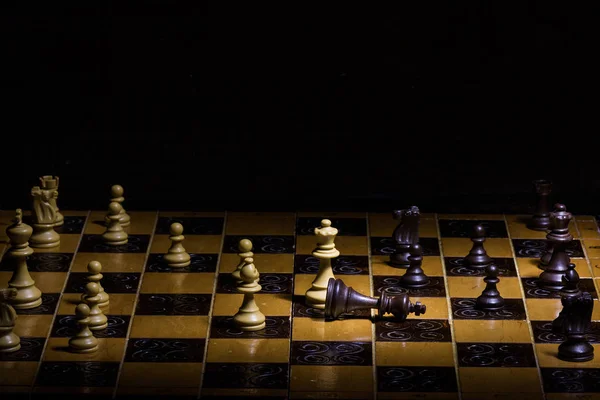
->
[539,203,562,270]
[389,207,420,267]
[233,257,265,331]
[68,303,99,353]
[105,184,130,227]
[0,288,21,353]
[528,179,553,231]
[232,239,253,283]
[560,263,582,299]
[84,282,108,331]
[475,264,505,310]
[163,223,191,268]
[399,243,430,288]
[305,219,339,309]
[39,175,64,227]
[102,202,128,245]
[5,209,43,309]
[30,184,60,248]
[539,204,573,291]
[325,278,426,321]
[463,224,492,269]
[81,261,109,308]
[553,291,595,362]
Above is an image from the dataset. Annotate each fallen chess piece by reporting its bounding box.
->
[324,278,426,321]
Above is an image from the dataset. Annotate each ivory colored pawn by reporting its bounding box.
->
[233,257,265,331]
[0,288,21,353]
[105,184,131,227]
[232,238,253,282]
[164,223,191,268]
[81,261,109,308]
[84,282,108,331]
[68,303,99,353]
[102,202,128,246]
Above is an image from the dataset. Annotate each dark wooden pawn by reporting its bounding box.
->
[538,204,573,291]
[389,207,420,268]
[464,224,492,269]
[325,278,426,322]
[399,243,430,288]
[528,179,553,231]
[475,264,504,310]
[553,292,594,362]
[552,263,581,334]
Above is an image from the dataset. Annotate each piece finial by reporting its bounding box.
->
[85,282,100,297]
[87,261,102,274]
[108,202,122,216]
[14,209,22,224]
[473,224,486,238]
[321,219,332,228]
[554,203,566,212]
[486,264,499,278]
[170,222,184,236]
[75,303,91,318]
[409,243,423,257]
[111,184,124,197]
[238,239,253,253]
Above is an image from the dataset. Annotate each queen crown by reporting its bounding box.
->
[403,206,420,217]
[40,175,58,190]
[550,203,572,232]
[314,219,338,250]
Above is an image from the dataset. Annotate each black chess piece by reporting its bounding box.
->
[464,224,492,269]
[389,207,420,268]
[528,179,553,231]
[475,264,505,310]
[553,292,595,362]
[552,264,582,334]
[399,243,430,288]
[539,203,561,271]
[539,204,573,291]
[324,278,426,321]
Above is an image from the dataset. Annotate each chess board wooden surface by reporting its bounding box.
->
[1,210,599,400]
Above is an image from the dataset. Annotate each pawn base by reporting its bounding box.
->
[11,296,43,310]
[399,276,430,288]
[69,345,99,354]
[0,333,21,353]
[475,296,505,311]
[239,322,266,332]
[558,340,594,362]
[164,254,191,268]
[102,233,128,246]
[30,230,60,248]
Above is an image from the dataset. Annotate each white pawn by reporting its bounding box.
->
[81,261,109,308]
[0,288,21,353]
[102,202,128,246]
[105,184,130,227]
[84,282,108,331]
[164,223,191,268]
[232,239,253,283]
[305,219,339,309]
[233,257,265,331]
[68,303,99,353]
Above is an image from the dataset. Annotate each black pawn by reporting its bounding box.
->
[400,243,430,288]
[476,264,504,310]
[557,292,595,362]
[528,179,553,231]
[561,263,581,298]
[539,204,573,291]
[464,224,492,269]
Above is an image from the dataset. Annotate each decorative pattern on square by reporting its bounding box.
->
[521,278,598,299]
[145,253,218,273]
[124,338,205,362]
[155,216,224,235]
[23,215,87,235]
[0,252,73,272]
[296,217,367,236]
[456,342,537,367]
[531,321,600,344]
[511,239,585,258]
[438,219,508,238]
[78,234,151,253]
[377,366,458,393]
[291,341,372,365]
[292,297,371,318]
[373,276,446,297]
[51,315,131,338]
[15,293,59,315]
[294,255,369,275]
[35,361,120,387]
[370,237,440,256]
[0,337,45,361]
[444,257,516,277]
[202,362,289,389]
[65,272,140,294]
[210,316,290,338]
[375,319,452,342]
[216,272,293,294]
[135,293,212,315]
[451,298,527,320]
[541,368,600,393]
[222,235,295,254]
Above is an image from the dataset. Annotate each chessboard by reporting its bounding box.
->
[1,209,599,400]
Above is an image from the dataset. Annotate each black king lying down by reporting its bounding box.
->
[324,277,426,321]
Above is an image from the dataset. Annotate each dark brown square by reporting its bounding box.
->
[444,257,516,277]
[375,319,452,342]
[135,293,212,315]
[542,368,600,393]
[51,315,131,338]
[438,219,508,238]
[0,253,73,272]
[124,338,205,362]
[210,316,290,338]
[222,235,295,254]
[0,337,45,362]
[456,342,537,367]
[78,234,151,253]
[531,321,600,344]
[292,295,370,318]
[511,239,585,258]
[15,293,59,315]
[521,278,598,299]
[202,362,289,389]
[155,216,224,235]
[145,253,218,273]
[291,341,372,365]
[377,366,458,393]
[35,361,120,387]
[296,217,367,236]
[65,272,140,294]
[370,237,440,256]
[373,276,446,297]
[294,255,369,275]
[216,272,293,294]
[451,298,527,320]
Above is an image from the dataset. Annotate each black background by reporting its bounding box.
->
[1,3,597,214]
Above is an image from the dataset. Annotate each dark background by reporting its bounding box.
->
[1,3,597,214]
